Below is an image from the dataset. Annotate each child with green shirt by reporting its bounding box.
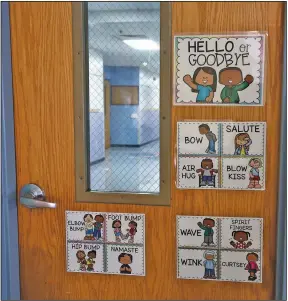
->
[219,67,254,103]
[198,218,216,247]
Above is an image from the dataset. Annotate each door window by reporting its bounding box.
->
[73,2,171,205]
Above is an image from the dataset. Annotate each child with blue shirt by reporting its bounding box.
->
[203,250,217,279]
[183,67,217,103]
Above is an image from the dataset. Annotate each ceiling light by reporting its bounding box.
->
[142,62,148,66]
[123,39,159,51]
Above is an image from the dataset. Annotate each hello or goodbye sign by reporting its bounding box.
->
[174,34,265,105]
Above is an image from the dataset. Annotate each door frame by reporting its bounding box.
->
[1,2,20,300]
[275,6,287,300]
[2,2,286,300]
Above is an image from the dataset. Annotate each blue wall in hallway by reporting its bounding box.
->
[110,106,139,145]
[104,66,139,86]
[104,66,140,145]
[139,110,159,145]
[90,112,105,163]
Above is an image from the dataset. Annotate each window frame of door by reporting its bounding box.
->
[72,2,172,206]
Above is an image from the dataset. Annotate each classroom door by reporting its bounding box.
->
[10,2,284,300]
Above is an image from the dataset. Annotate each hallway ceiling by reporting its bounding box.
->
[88,2,160,74]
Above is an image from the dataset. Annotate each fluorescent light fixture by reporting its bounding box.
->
[142,62,148,66]
[123,39,159,51]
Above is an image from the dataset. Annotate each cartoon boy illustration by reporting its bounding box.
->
[76,250,87,271]
[203,250,217,279]
[219,67,254,103]
[83,214,95,240]
[183,67,217,103]
[118,253,133,274]
[234,133,252,156]
[126,221,138,244]
[230,231,252,249]
[196,159,218,186]
[93,214,104,241]
[198,124,217,154]
[248,158,262,189]
[245,252,260,281]
[197,218,216,247]
[86,250,96,272]
[112,220,122,242]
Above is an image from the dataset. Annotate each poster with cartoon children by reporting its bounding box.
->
[66,212,106,242]
[106,213,144,244]
[177,216,219,248]
[67,243,104,273]
[178,248,218,280]
[106,245,145,276]
[220,251,261,282]
[177,121,266,190]
[221,157,264,190]
[177,157,220,189]
[174,34,265,105]
[177,215,263,282]
[66,211,146,276]
[220,217,262,250]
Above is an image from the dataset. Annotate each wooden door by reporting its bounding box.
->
[10,2,284,300]
[104,80,111,149]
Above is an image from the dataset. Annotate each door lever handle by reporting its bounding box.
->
[20,184,57,209]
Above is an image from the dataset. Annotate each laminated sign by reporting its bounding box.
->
[174,34,266,105]
[177,121,266,190]
[66,211,145,276]
[177,215,263,283]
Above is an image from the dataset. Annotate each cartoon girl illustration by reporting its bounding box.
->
[112,220,122,242]
[83,214,95,240]
[183,67,217,103]
[248,158,262,189]
[76,250,87,271]
[234,133,252,156]
[230,231,252,249]
[126,221,138,244]
[245,252,260,281]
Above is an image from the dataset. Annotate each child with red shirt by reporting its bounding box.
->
[126,221,137,243]
[245,252,260,281]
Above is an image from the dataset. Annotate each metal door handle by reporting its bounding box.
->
[20,184,57,209]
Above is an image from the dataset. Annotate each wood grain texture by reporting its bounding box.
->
[10,2,284,300]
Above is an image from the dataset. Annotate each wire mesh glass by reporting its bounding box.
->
[86,2,160,193]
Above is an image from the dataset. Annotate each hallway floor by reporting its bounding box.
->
[90,140,160,193]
